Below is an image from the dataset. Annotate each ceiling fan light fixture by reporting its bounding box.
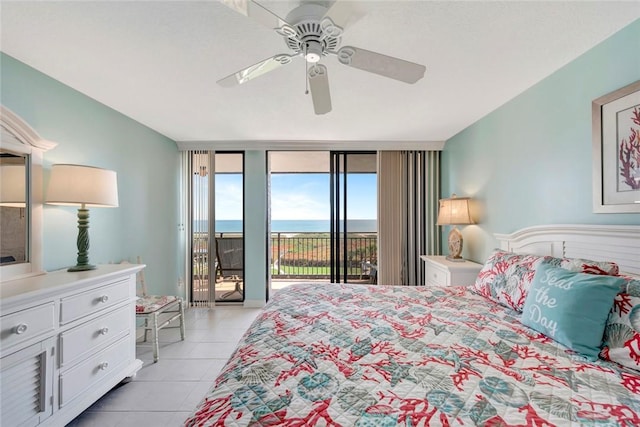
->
[305,41,323,63]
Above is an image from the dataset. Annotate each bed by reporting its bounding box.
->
[185,224,640,426]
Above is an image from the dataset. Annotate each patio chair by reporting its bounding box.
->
[360,260,378,284]
[133,256,185,363]
[215,237,244,299]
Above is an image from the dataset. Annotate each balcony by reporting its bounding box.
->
[191,232,377,300]
[270,232,377,282]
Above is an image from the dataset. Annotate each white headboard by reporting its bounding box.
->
[495,224,640,277]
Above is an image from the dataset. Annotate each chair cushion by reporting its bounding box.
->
[136,295,179,314]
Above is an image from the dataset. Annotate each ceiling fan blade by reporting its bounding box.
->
[220,0,289,29]
[321,0,366,33]
[337,46,426,84]
[217,54,295,87]
[308,64,332,115]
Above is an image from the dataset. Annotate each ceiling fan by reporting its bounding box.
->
[218,0,426,115]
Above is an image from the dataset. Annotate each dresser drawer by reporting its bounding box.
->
[0,302,55,351]
[60,305,130,368]
[426,264,448,287]
[59,336,130,406]
[60,279,130,324]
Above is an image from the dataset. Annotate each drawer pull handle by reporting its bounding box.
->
[99,362,109,371]
[99,295,110,303]
[14,323,28,334]
[100,327,109,335]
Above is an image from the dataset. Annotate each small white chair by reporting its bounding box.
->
[134,257,185,363]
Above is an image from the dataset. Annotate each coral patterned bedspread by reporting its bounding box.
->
[185,283,640,426]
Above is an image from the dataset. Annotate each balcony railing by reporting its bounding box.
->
[192,232,377,281]
[271,232,377,280]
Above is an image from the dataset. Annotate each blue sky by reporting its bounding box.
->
[212,173,377,220]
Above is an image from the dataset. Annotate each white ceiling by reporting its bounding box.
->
[2,1,639,145]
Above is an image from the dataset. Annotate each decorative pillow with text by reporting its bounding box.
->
[521,265,624,360]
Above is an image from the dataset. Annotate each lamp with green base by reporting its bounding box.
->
[46,164,118,272]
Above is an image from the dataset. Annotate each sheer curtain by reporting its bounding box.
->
[182,150,217,307]
[377,150,440,285]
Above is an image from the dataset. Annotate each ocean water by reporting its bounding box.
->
[194,219,377,233]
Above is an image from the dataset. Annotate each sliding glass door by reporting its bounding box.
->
[267,151,377,291]
[330,151,377,283]
[213,153,244,302]
[267,152,330,293]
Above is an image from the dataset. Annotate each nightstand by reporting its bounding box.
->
[420,255,483,287]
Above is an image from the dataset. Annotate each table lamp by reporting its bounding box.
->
[436,194,473,262]
[46,164,118,271]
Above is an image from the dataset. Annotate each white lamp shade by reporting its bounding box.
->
[46,164,118,207]
[436,196,473,225]
[0,164,26,207]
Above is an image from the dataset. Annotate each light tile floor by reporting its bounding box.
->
[67,306,262,426]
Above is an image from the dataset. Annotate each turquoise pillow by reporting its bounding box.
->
[521,264,625,360]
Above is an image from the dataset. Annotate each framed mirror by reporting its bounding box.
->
[1,152,28,265]
[0,106,56,282]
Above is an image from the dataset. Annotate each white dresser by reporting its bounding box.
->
[0,264,144,426]
[420,255,483,287]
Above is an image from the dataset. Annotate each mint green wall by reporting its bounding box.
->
[243,150,268,306]
[442,20,640,264]
[1,54,183,297]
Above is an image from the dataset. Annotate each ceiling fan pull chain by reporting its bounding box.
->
[304,43,309,95]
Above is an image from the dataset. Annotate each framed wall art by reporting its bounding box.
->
[592,80,640,213]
